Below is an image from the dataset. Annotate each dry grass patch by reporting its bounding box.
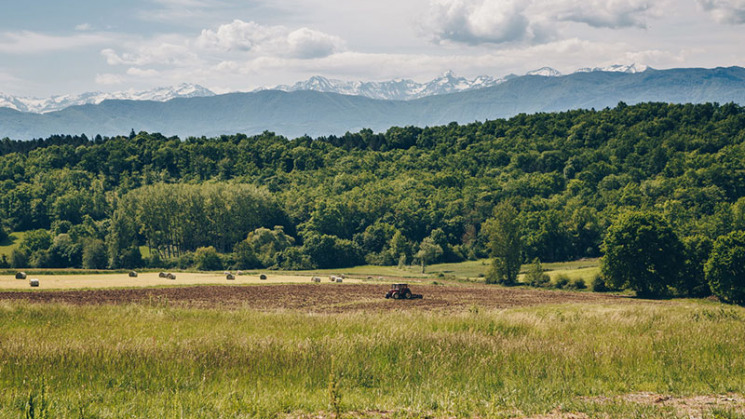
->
[0,272,366,290]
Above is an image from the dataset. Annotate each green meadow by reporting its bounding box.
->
[1,297,744,418]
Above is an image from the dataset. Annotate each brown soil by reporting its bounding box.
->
[0,283,640,312]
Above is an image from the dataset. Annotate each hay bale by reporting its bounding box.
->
[336,278,343,283]
[259,274,267,280]
[223,271,231,276]
[129,271,138,278]
[226,273,235,280]
[166,273,176,280]
[236,270,243,276]
[329,276,337,282]
[29,278,39,287]
[15,272,27,279]
[158,272,167,278]
[340,274,346,279]
[311,276,321,283]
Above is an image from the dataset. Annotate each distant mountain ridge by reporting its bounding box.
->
[266,64,649,100]
[0,66,743,140]
[0,64,648,113]
[0,84,215,114]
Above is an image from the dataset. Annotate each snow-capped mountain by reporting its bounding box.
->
[0,64,652,114]
[267,71,507,101]
[266,65,648,101]
[526,67,563,77]
[0,83,215,114]
[576,64,649,74]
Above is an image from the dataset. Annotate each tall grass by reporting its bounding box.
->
[0,300,743,417]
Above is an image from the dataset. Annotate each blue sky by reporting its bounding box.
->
[1,0,744,97]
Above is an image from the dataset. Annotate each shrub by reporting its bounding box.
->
[705,231,745,304]
[591,274,608,292]
[177,252,195,270]
[525,258,550,287]
[571,278,587,290]
[194,246,223,271]
[553,274,570,289]
[10,248,29,269]
[82,239,108,269]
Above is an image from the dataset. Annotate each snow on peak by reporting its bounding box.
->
[526,67,562,77]
[0,83,215,114]
[575,63,649,74]
[266,71,506,101]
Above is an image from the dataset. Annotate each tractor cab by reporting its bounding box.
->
[385,283,422,300]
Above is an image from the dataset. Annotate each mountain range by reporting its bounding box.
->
[0,65,742,140]
[1,65,648,113]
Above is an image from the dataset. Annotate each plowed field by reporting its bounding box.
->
[0,283,642,312]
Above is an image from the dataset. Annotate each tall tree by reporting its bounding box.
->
[601,211,684,298]
[416,236,443,273]
[485,202,522,285]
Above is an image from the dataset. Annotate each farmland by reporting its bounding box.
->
[1,269,744,418]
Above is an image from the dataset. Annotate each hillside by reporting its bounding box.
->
[1,102,744,276]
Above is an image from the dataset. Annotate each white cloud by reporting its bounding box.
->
[75,23,93,31]
[196,20,343,58]
[286,28,343,58]
[553,0,651,28]
[423,0,658,46]
[127,68,160,78]
[196,20,286,52]
[0,31,112,54]
[698,0,745,23]
[101,41,199,66]
[95,73,125,85]
[425,0,533,44]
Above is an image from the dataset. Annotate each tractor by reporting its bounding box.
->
[385,283,423,300]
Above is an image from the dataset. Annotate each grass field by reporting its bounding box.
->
[1,298,744,418]
[1,259,742,418]
[0,258,601,291]
[0,271,371,290]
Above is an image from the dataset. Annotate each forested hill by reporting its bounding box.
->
[1,102,745,271]
[1,66,745,140]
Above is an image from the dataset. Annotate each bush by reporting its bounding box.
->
[570,278,587,290]
[705,231,745,304]
[525,258,550,287]
[177,252,195,270]
[10,248,29,269]
[82,239,108,269]
[553,274,570,289]
[194,246,223,271]
[591,274,608,292]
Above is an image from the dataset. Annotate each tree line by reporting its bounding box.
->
[1,102,744,287]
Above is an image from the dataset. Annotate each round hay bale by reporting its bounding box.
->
[259,274,267,280]
[223,271,231,276]
[15,272,27,280]
[236,270,243,276]
[367,276,373,280]
[158,272,167,278]
[311,276,321,283]
[29,278,39,287]
[226,273,235,280]
[340,274,346,279]
[166,273,176,280]
[329,276,337,282]
[129,271,138,278]
[336,278,343,283]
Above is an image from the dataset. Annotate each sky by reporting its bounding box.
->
[0,0,744,97]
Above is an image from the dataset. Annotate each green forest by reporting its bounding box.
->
[1,102,745,294]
